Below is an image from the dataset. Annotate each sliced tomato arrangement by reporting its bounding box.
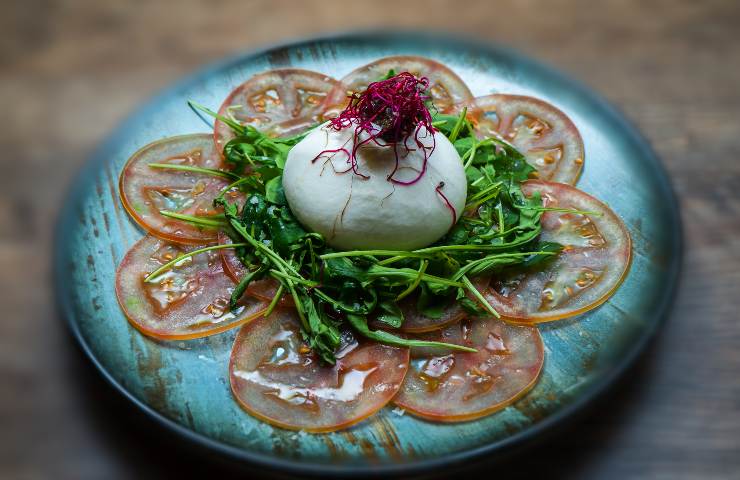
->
[111,59,632,432]
[119,134,240,244]
[115,235,268,340]
[394,316,543,421]
[214,69,340,150]
[484,180,631,323]
[323,56,473,117]
[463,95,584,185]
[229,308,409,432]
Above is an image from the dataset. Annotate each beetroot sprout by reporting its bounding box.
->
[315,72,437,185]
[435,181,457,226]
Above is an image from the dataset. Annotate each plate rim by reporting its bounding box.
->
[54,29,683,477]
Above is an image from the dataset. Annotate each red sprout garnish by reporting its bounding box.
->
[314,72,437,185]
[311,147,351,165]
[435,182,457,226]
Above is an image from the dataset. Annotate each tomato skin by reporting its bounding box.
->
[115,235,268,340]
[214,68,340,151]
[461,95,585,185]
[484,180,632,324]
[394,316,543,422]
[119,134,236,245]
[229,308,409,432]
[322,56,473,118]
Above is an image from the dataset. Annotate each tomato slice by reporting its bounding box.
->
[217,231,293,307]
[323,56,473,116]
[229,308,409,432]
[483,180,631,323]
[217,231,247,282]
[393,316,543,421]
[119,134,240,244]
[397,297,466,333]
[214,69,340,150]
[397,275,491,333]
[115,235,268,340]
[463,95,584,185]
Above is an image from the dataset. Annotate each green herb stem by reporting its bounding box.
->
[319,250,431,260]
[188,100,246,135]
[228,217,301,277]
[395,260,429,301]
[346,314,478,353]
[468,181,503,202]
[263,284,284,317]
[228,215,312,332]
[496,202,505,234]
[461,275,499,318]
[144,243,247,282]
[452,251,557,280]
[376,255,406,266]
[269,269,318,287]
[368,266,464,288]
[229,267,266,310]
[448,107,467,143]
[523,206,604,216]
[414,244,525,254]
[148,163,241,180]
[159,210,226,227]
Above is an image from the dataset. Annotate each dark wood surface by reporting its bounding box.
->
[2,1,739,478]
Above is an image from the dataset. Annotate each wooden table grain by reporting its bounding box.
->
[1,1,738,478]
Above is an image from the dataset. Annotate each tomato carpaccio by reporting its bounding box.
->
[110,58,632,432]
[214,69,340,150]
[230,308,409,432]
[463,95,584,185]
[119,134,241,244]
[484,180,631,323]
[323,56,473,117]
[394,315,543,421]
[115,235,267,340]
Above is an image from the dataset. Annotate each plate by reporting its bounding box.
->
[54,32,682,476]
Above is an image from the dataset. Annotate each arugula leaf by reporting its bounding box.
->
[301,297,342,364]
[265,175,286,205]
[221,126,302,173]
[265,205,310,255]
[432,109,472,142]
[458,296,489,316]
[431,113,461,136]
[375,300,404,328]
[522,241,564,268]
[323,257,372,285]
[229,267,266,310]
[381,69,397,81]
[416,283,453,319]
[453,136,477,158]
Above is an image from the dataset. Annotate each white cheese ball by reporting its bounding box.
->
[282,123,467,250]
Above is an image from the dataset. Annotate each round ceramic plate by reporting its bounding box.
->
[55,32,681,476]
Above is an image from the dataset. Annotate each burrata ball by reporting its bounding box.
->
[282,123,467,250]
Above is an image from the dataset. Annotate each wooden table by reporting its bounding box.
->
[2,1,738,478]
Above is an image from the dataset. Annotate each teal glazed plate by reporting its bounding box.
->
[55,32,681,476]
